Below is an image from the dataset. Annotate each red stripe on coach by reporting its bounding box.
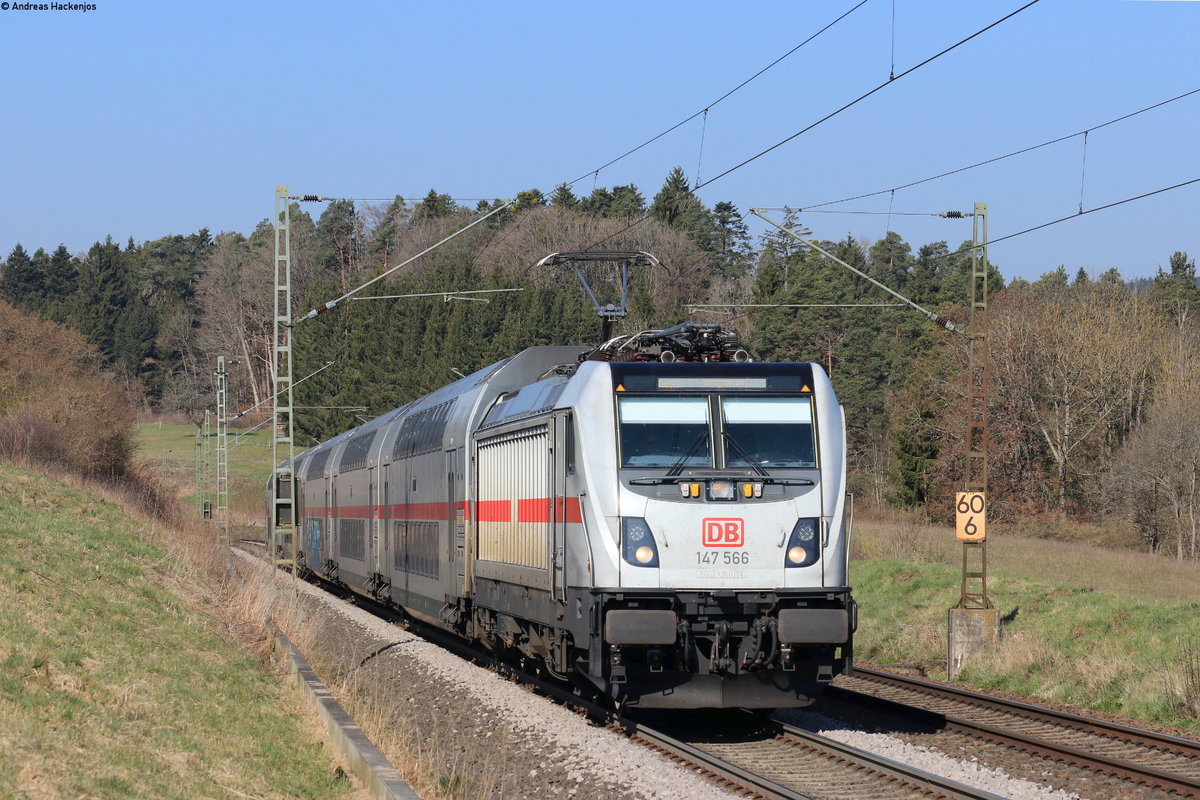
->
[476,500,511,522]
[517,498,552,523]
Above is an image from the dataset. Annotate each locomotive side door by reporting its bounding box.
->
[550,413,570,604]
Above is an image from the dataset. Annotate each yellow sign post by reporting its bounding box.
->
[955,491,986,542]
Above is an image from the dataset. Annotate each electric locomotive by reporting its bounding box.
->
[271,308,855,709]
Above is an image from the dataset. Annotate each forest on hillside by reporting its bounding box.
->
[3,167,1199,559]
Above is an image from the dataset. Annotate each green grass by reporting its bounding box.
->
[136,420,275,521]
[851,518,1200,731]
[0,464,354,799]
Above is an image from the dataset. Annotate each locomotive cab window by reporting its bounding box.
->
[618,396,712,468]
[721,396,817,468]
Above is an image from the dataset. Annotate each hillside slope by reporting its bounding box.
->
[0,464,357,799]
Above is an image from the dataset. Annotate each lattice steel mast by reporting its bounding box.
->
[271,186,298,572]
[958,202,992,610]
[216,356,230,545]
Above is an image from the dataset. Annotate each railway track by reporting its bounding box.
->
[623,711,1010,800]
[832,666,1200,799]
[236,542,1022,800]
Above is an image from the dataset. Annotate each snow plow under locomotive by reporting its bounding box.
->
[269,301,855,709]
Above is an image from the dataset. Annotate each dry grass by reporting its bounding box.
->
[227,559,509,800]
[852,510,1200,604]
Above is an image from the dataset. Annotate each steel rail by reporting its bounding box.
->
[854,665,1200,757]
[775,723,1011,800]
[840,666,1200,798]
[620,722,814,800]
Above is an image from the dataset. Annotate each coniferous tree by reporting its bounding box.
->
[580,187,615,217]
[649,167,714,252]
[413,190,456,221]
[608,185,645,218]
[512,189,546,211]
[1,244,38,305]
[549,183,579,209]
[366,195,409,268]
[315,199,360,290]
[69,237,129,360]
[711,201,753,278]
[26,248,52,312]
[1152,250,1200,329]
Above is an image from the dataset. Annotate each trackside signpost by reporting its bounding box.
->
[751,204,1000,680]
[955,492,986,542]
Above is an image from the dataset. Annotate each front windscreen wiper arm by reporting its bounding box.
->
[666,432,710,477]
[721,431,770,478]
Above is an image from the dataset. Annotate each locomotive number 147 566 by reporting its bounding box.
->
[696,550,749,565]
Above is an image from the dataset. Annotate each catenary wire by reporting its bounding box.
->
[799,86,1200,210]
[574,0,1042,256]
[915,177,1200,266]
[561,0,873,189]
[695,0,1042,192]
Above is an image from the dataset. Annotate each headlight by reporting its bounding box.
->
[785,518,820,567]
[708,480,736,500]
[621,517,660,567]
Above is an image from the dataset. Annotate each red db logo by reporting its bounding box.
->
[702,518,745,547]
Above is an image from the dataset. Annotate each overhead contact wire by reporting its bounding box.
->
[695,0,1043,192]
[918,177,1200,267]
[989,178,1200,248]
[562,0,873,188]
[801,86,1200,210]
[581,1,1039,252]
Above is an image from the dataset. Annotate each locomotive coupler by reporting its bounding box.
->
[710,620,734,674]
[741,616,777,671]
[646,647,665,673]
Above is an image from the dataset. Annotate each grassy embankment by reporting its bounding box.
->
[138,419,274,524]
[0,457,359,799]
[850,514,1200,732]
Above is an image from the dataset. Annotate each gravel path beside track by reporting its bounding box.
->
[775,708,1085,800]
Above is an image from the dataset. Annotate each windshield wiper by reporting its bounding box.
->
[722,431,770,478]
[666,432,710,477]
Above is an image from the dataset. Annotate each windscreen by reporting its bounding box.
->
[721,397,816,468]
[618,396,712,468]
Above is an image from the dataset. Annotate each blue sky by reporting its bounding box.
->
[1,0,1196,281]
